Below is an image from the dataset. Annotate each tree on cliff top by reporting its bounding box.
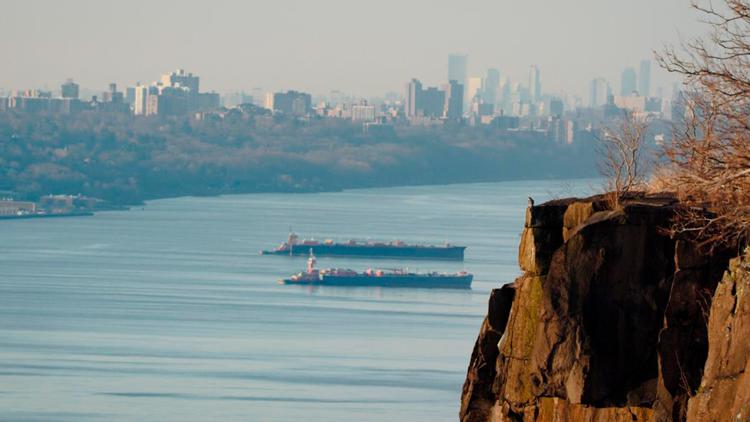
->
[598,113,651,208]
[657,0,750,250]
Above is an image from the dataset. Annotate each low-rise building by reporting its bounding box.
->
[0,200,36,216]
[39,195,75,212]
[351,103,376,122]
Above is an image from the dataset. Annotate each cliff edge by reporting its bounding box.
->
[460,195,748,422]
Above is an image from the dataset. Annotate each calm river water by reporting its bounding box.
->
[0,180,593,421]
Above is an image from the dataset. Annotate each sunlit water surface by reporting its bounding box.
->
[0,180,593,421]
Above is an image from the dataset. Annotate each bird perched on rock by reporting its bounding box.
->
[528,197,535,207]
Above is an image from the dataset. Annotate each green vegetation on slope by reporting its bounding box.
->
[0,110,598,204]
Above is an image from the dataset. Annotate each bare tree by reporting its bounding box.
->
[656,0,750,250]
[598,113,651,208]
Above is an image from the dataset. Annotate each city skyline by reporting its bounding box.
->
[0,58,674,107]
[1,0,706,98]
[2,60,670,122]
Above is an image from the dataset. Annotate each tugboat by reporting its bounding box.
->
[279,251,473,289]
[262,233,466,260]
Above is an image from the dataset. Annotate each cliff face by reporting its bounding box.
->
[686,254,750,421]
[460,195,747,422]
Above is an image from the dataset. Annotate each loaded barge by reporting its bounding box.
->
[262,233,465,260]
[279,251,472,289]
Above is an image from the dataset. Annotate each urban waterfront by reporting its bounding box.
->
[0,180,593,421]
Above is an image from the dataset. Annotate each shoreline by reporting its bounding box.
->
[2,177,599,221]
[0,211,95,221]
[132,176,600,207]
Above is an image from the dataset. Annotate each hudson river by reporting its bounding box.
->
[0,180,592,421]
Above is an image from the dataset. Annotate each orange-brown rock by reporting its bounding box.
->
[513,397,653,422]
[518,228,561,276]
[686,252,750,422]
[460,195,744,422]
[561,200,607,242]
[653,242,733,422]
[460,284,516,421]
[525,199,573,229]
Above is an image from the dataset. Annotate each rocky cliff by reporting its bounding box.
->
[460,195,748,422]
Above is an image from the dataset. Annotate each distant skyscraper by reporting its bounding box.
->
[621,67,638,96]
[273,90,312,116]
[448,54,468,87]
[449,54,469,108]
[161,69,200,93]
[405,78,447,119]
[125,87,135,106]
[549,97,564,117]
[639,59,651,97]
[101,83,123,103]
[420,87,445,118]
[406,78,422,118]
[589,78,609,107]
[263,92,274,110]
[61,79,79,99]
[483,68,500,105]
[444,80,464,119]
[134,85,146,115]
[500,78,512,114]
[529,65,541,103]
[466,77,483,103]
[550,118,575,144]
[147,86,190,116]
[136,69,213,115]
[351,102,376,122]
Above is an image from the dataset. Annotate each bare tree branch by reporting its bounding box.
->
[656,1,750,251]
[598,113,651,208]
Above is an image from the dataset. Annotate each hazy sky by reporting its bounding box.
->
[1,0,707,99]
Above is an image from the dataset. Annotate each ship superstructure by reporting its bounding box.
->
[280,250,472,288]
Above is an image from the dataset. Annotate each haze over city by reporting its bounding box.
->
[4,1,750,421]
[2,0,704,97]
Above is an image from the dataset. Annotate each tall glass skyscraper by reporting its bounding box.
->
[484,68,500,105]
[528,65,541,103]
[448,54,468,86]
[639,59,651,97]
[621,67,638,96]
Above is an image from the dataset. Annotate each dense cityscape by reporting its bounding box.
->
[1,54,677,137]
[0,53,675,217]
[6,2,750,421]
